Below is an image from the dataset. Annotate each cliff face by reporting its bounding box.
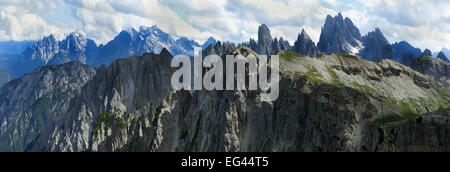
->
[26,49,176,152]
[411,56,450,87]
[20,47,449,152]
[0,61,96,151]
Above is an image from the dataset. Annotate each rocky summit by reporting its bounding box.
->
[317,13,362,55]
[13,33,98,77]
[257,24,274,56]
[0,47,441,152]
[0,61,96,151]
[437,52,449,63]
[421,49,433,57]
[293,29,319,57]
[358,28,394,62]
[392,41,422,66]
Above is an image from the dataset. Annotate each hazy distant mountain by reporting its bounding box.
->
[437,52,449,63]
[202,37,217,49]
[433,48,450,62]
[13,33,99,76]
[0,41,36,55]
[8,26,207,76]
[392,41,422,66]
[0,54,19,70]
[94,26,202,66]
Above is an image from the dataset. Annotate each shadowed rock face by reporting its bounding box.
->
[26,49,176,152]
[358,28,394,62]
[257,24,274,56]
[437,52,449,63]
[421,49,432,57]
[411,56,450,87]
[369,108,450,152]
[16,47,449,152]
[293,29,319,57]
[0,61,96,151]
[392,41,422,66]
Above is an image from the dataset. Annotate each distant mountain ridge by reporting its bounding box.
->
[2,14,448,78]
[7,26,211,77]
[0,41,36,55]
[12,33,99,76]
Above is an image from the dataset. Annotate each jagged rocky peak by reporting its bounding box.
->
[293,29,319,57]
[23,34,58,62]
[202,41,236,57]
[421,49,432,57]
[318,13,362,55]
[249,24,290,55]
[392,41,422,66]
[175,37,200,52]
[14,32,99,76]
[202,37,217,49]
[358,28,394,62]
[257,24,273,55]
[437,51,449,62]
[278,37,290,51]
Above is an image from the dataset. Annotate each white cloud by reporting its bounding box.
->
[0,5,68,41]
[350,0,450,52]
[0,0,448,52]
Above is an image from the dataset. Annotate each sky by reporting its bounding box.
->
[0,0,449,52]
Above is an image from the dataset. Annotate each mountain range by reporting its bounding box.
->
[2,26,216,77]
[0,13,449,152]
[1,13,449,78]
